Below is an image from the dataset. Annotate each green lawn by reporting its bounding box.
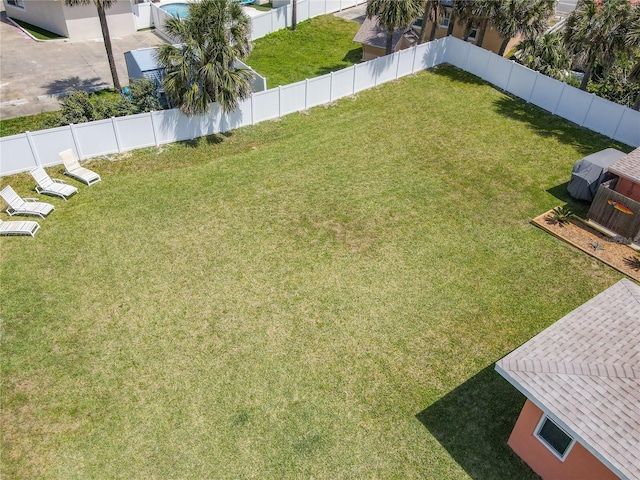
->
[0,66,630,479]
[246,15,362,87]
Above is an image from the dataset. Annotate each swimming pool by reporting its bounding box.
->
[160,3,191,19]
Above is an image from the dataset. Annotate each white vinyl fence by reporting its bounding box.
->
[1,37,638,177]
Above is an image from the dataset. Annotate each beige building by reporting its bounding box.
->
[3,0,139,40]
[420,7,521,56]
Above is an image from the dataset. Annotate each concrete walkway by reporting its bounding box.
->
[0,9,165,120]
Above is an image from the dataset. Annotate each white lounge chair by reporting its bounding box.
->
[0,219,40,237]
[59,149,101,186]
[0,185,54,218]
[30,166,78,201]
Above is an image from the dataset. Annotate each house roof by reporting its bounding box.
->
[495,279,640,480]
[353,16,418,50]
[125,47,160,73]
[609,147,640,184]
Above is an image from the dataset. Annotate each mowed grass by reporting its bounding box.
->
[246,15,362,86]
[0,66,629,479]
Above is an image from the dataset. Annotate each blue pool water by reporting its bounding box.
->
[160,3,191,19]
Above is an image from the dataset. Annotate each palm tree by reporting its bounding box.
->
[515,32,572,80]
[366,0,424,55]
[625,4,640,110]
[565,0,633,90]
[473,0,501,49]
[418,0,440,44]
[156,0,253,116]
[65,0,121,91]
[493,0,555,56]
[292,0,298,31]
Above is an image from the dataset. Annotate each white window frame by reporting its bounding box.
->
[6,0,25,9]
[440,10,451,28]
[467,24,478,42]
[534,415,576,461]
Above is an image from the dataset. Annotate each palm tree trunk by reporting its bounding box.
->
[96,3,121,91]
[292,0,297,31]
[633,92,640,111]
[498,37,510,56]
[447,12,455,36]
[579,59,594,91]
[418,1,430,44]
[429,2,439,41]
[385,28,394,55]
[475,18,488,48]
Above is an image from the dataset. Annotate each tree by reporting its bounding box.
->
[156,0,253,116]
[366,0,424,55]
[493,0,555,56]
[625,4,640,110]
[418,0,440,44]
[292,0,298,31]
[564,0,633,90]
[515,32,573,81]
[65,0,121,91]
[472,0,501,48]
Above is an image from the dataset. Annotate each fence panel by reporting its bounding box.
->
[29,127,77,166]
[221,99,252,132]
[529,74,565,114]
[116,113,157,151]
[297,0,311,22]
[325,0,342,14]
[253,89,281,123]
[0,135,37,175]
[271,6,289,32]
[250,12,273,40]
[588,184,640,239]
[465,47,491,79]
[413,40,444,71]
[613,109,640,148]
[306,75,332,108]
[309,0,328,17]
[505,64,538,101]
[583,96,626,139]
[331,67,356,100]
[72,120,120,157]
[443,37,470,69]
[482,55,514,90]
[279,81,307,115]
[396,48,416,77]
[370,54,399,86]
[553,86,593,126]
[353,62,376,93]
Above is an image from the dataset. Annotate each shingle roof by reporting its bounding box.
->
[353,16,417,50]
[609,147,640,184]
[495,279,640,480]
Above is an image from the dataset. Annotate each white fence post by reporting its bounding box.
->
[69,123,83,158]
[330,72,334,101]
[149,111,160,147]
[25,131,41,166]
[552,83,566,115]
[305,79,309,110]
[111,117,122,152]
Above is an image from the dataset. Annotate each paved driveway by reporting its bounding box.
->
[0,9,166,120]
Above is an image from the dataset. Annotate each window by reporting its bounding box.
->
[535,416,575,460]
[440,11,451,28]
[6,0,25,8]
[467,24,478,42]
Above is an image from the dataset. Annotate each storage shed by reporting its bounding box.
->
[566,148,626,202]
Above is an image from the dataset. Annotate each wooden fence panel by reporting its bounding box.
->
[588,184,640,240]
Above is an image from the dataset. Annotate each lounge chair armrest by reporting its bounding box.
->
[23,197,40,202]
[52,178,68,184]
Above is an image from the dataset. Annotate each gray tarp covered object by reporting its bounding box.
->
[567,148,626,202]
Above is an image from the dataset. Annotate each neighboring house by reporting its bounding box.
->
[587,147,640,245]
[353,16,419,61]
[418,3,521,56]
[2,0,144,40]
[495,278,640,480]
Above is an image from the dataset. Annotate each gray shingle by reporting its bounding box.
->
[496,279,640,480]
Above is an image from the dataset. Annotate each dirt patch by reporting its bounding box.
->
[532,209,640,282]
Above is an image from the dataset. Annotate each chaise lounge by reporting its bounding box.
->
[0,219,40,237]
[0,185,55,218]
[30,166,78,200]
[59,149,101,186]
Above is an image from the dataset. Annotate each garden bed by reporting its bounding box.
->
[532,209,640,282]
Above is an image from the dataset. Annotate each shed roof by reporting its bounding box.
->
[125,47,160,73]
[495,279,640,480]
[609,147,640,184]
[353,16,418,50]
